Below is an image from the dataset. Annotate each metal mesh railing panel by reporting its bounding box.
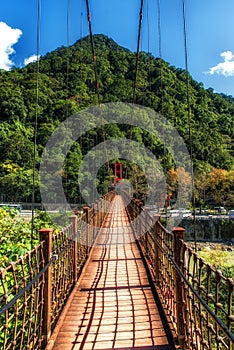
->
[123,193,234,350]
[181,243,234,349]
[51,223,74,328]
[0,244,45,350]
[0,191,115,349]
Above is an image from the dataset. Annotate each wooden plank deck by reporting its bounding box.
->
[47,195,175,350]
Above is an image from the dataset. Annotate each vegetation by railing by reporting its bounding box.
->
[0,191,115,349]
[122,192,234,350]
[0,243,45,349]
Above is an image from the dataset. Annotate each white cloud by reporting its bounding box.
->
[24,54,39,66]
[0,21,22,70]
[209,51,234,77]
[220,51,233,62]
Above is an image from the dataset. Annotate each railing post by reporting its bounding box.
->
[153,214,161,284]
[138,201,143,237]
[144,207,150,254]
[172,227,186,346]
[69,215,78,284]
[134,199,140,235]
[39,228,53,347]
[96,200,100,228]
[83,206,90,256]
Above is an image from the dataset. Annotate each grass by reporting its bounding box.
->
[198,247,234,279]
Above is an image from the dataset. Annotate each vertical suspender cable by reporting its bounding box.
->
[157,0,164,116]
[156,0,168,212]
[157,0,162,61]
[146,0,150,55]
[66,0,70,115]
[126,0,144,182]
[182,0,197,250]
[146,0,152,108]
[132,0,144,105]
[85,0,111,189]
[157,0,168,187]
[64,0,71,207]
[31,0,41,248]
[85,0,100,104]
[79,1,84,203]
[80,1,84,39]
[32,0,40,240]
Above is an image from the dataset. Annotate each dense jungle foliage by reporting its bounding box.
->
[0,34,233,207]
[0,207,59,267]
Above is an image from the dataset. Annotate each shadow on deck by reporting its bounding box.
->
[46,196,176,350]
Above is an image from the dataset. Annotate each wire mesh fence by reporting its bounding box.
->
[123,192,234,350]
[0,191,115,349]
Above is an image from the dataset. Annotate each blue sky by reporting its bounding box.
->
[1,0,234,96]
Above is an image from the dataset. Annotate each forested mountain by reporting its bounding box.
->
[0,34,233,206]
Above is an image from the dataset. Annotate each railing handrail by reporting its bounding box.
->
[0,190,115,350]
[1,191,233,350]
[0,254,57,317]
[123,193,234,349]
[153,232,234,344]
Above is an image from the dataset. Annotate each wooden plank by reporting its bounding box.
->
[47,196,175,350]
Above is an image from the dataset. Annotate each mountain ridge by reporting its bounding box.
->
[0,34,233,203]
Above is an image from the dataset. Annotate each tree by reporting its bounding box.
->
[0,34,233,205]
[207,168,229,205]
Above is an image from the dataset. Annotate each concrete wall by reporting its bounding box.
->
[180,217,234,242]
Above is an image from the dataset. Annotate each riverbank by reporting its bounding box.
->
[187,241,234,251]
[187,242,234,279]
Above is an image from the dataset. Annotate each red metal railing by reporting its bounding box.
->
[122,192,234,350]
[0,243,45,350]
[0,191,115,349]
[1,190,233,349]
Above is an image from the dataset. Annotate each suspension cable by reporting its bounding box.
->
[31,0,41,248]
[145,0,151,108]
[66,0,70,109]
[182,0,197,250]
[147,0,150,55]
[126,0,145,183]
[132,0,144,105]
[85,0,111,188]
[63,0,71,207]
[157,0,164,116]
[80,1,84,39]
[85,0,100,104]
[157,0,168,194]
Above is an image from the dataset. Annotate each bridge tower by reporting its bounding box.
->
[114,162,122,185]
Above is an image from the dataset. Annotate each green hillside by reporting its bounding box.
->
[0,34,233,206]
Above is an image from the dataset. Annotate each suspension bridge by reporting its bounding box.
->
[0,191,233,349]
[0,0,234,349]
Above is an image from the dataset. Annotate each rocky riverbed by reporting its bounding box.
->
[187,241,234,252]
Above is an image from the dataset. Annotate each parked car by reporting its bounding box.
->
[200,208,209,214]
[228,210,234,219]
[191,209,200,215]
[167,208,191,218]
[214,206,227,214]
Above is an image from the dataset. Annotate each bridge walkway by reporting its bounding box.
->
[47,195,175,350]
